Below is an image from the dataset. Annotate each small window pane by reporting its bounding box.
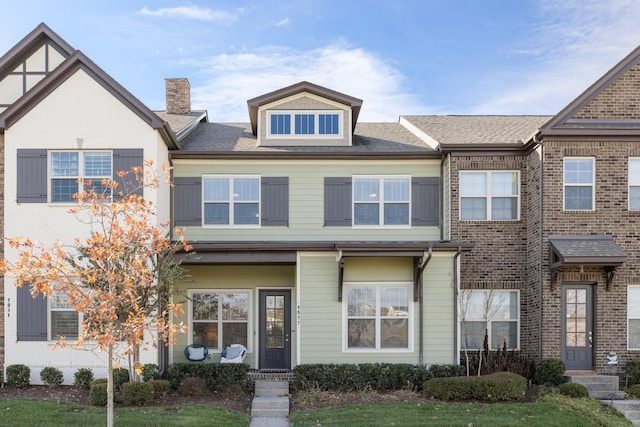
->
[381,318,408,348]
[51,311,79,339]
[460,198,487,220]
[354,203,379,225]
[565,159,593,184]
[354,179,379,201]
[461,321,485,349]
[384,179,409,201]
[204,203,229,224]
[491,172,518,196]
[51,152,79,177]
[84,152,111,177]
[347,287,376,317]
[630,159,640,184]
[222,323,248,347]
[234,178,259,201]
[460,172,487,196]
[565,186,593,210]
[630,187,640,211]
[491,198,517,220]
[380,287,408,317]
[384,203,409,225]
[347,319,375,348]
[295,114,315,134]
[629,288,640,318]
[204,178,229,201]
[192,293,218,321]
[629,319,640,349]
[491,321,517,349]
[192,323,218,348]
[234,203,259,224]
[271,114,290,134]
[222,293,248,320]
[319,114,339,134]
[51,179,78,202]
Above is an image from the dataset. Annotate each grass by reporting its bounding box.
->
[289,394,632,427]
[0,398,249,426]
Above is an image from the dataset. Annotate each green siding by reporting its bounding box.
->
[298,253,456,365]
[173,159,440,242]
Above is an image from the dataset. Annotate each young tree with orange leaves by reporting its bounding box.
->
[0,162,191,427]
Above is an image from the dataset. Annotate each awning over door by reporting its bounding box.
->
[549,235,627,289]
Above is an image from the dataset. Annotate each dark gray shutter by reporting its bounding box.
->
[412,177,439,226]
[324,177,352,226]
[16,285,48,341]
[17,149,47,203]
[174,177,202,226]
[113,149,144,199]
[261,177,289,226]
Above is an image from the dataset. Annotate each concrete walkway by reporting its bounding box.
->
[249,380,290,427]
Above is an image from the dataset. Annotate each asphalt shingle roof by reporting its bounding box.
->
[402,115,553,145]
[549,235,628,263]
[155,111,207,135]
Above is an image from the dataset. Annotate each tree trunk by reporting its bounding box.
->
[107,343,114,427]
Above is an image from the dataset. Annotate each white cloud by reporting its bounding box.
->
[137,6,237,23]
[276,18,289,27]
[190,42,432,122]
[470,0,640,114]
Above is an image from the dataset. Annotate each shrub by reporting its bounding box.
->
[178,376,209,396]
[122,381,154,405]
[461,349,535,379]
[73,368,94,389]
[626,384,640,398]
[149,379,171,399]
[6,364,30,388]
[559,382,589,398]
[89,379,108,406]
[626,360,640,386]
[533,359,565,386]
[141,364,161,382]
[113,367,130,391]
[40,367,64,387]
[166,363,249,392]
[423,371,526,402]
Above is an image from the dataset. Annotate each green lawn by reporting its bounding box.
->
[289,394,632,427]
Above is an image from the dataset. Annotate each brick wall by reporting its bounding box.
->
[541,139,640,370]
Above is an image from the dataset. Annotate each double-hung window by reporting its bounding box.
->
[353,176,410,226]
[50,292,79,340]
[191,291,250,350]
[564,157,595,211]
[50,151,112,202]
[460,171,519,220]
[629,159,640,211]
[345,283,411,350]
[268,111,341,137]
[459,290,519,350]
[203,176,260,226]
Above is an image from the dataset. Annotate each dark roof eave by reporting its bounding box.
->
[554,257,627,266]
[439,142,526,154]
[169,150,441,160]
[542,128,640,137]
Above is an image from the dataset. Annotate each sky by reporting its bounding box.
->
[2,0,640,122]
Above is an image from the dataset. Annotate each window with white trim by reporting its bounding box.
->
[564,157,595,211]
[50,292,79,340]
[353,176,410,226]
[267,111,341,138]
[459,171,519,220]
[459,290,519,350]
[345,283,411,350]
[629,159,640,211]
[628,286,640,349]
[50,151,112,202]
[203,176,260,226]
[191,291,250,350]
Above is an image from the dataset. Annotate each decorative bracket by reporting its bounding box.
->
[604,266,617,291]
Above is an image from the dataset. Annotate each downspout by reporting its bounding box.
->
[440,155,447,242]
[453,246,462,364]
[418,246,433,365]
[535,133,544,362]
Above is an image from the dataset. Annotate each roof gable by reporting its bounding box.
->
[247,81,363,135]
[541,45,640,137]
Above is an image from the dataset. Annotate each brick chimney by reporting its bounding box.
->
[165,78,191,114]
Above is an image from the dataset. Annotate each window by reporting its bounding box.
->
[460,171,519,220]
[353,176,410,226]
[267,111,341,137]
[628,287,640,349]
[345,284,411,350]
[191,291,250,349]
[50,292,79,340]
[50,151,112,202]
[459,290,519,350]
[629,159,640,210]
[564,158,595,211]
[203,176,260,226]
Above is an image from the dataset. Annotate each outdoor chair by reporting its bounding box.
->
[184,343,209,361]
[220,344,247,363]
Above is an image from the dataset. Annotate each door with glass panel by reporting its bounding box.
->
[259,290,291,370]
[561,284,594,370]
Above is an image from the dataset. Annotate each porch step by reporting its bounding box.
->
[602,400,640,426]
[566,374,624,399]
[250,380,290,426]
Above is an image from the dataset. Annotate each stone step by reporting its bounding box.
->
[610,401,640,411]
[589,390,626,400]
[576,382,622,391]
[249,417,290,427]
[252,396,289,410]
[251,408,290,418]
[566,375,619,387]
[255,380,289,391]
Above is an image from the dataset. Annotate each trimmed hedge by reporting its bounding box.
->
[141,364,161,382]
[6,364,30,388]
[626,360,640,387]
[149,379,171,399]
[122,381,154,405]
[73,368,94,389]
[533,359,565,386]
[167,363,249,392]
[559,382,589,398]
[40,367,64,387]
[422,371,526,401]
[89,379,108,406]
[292,363,466,392]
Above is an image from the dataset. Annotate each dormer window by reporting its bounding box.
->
[267,111,342,138]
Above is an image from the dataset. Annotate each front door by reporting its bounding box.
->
[259,290,291,370]
[562,284,594,370]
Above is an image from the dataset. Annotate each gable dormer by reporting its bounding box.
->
[0,23,74,115]
[247,81,362,147]
[541,45,640,137]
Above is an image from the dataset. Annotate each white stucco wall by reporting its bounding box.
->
[3,69,170,384]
